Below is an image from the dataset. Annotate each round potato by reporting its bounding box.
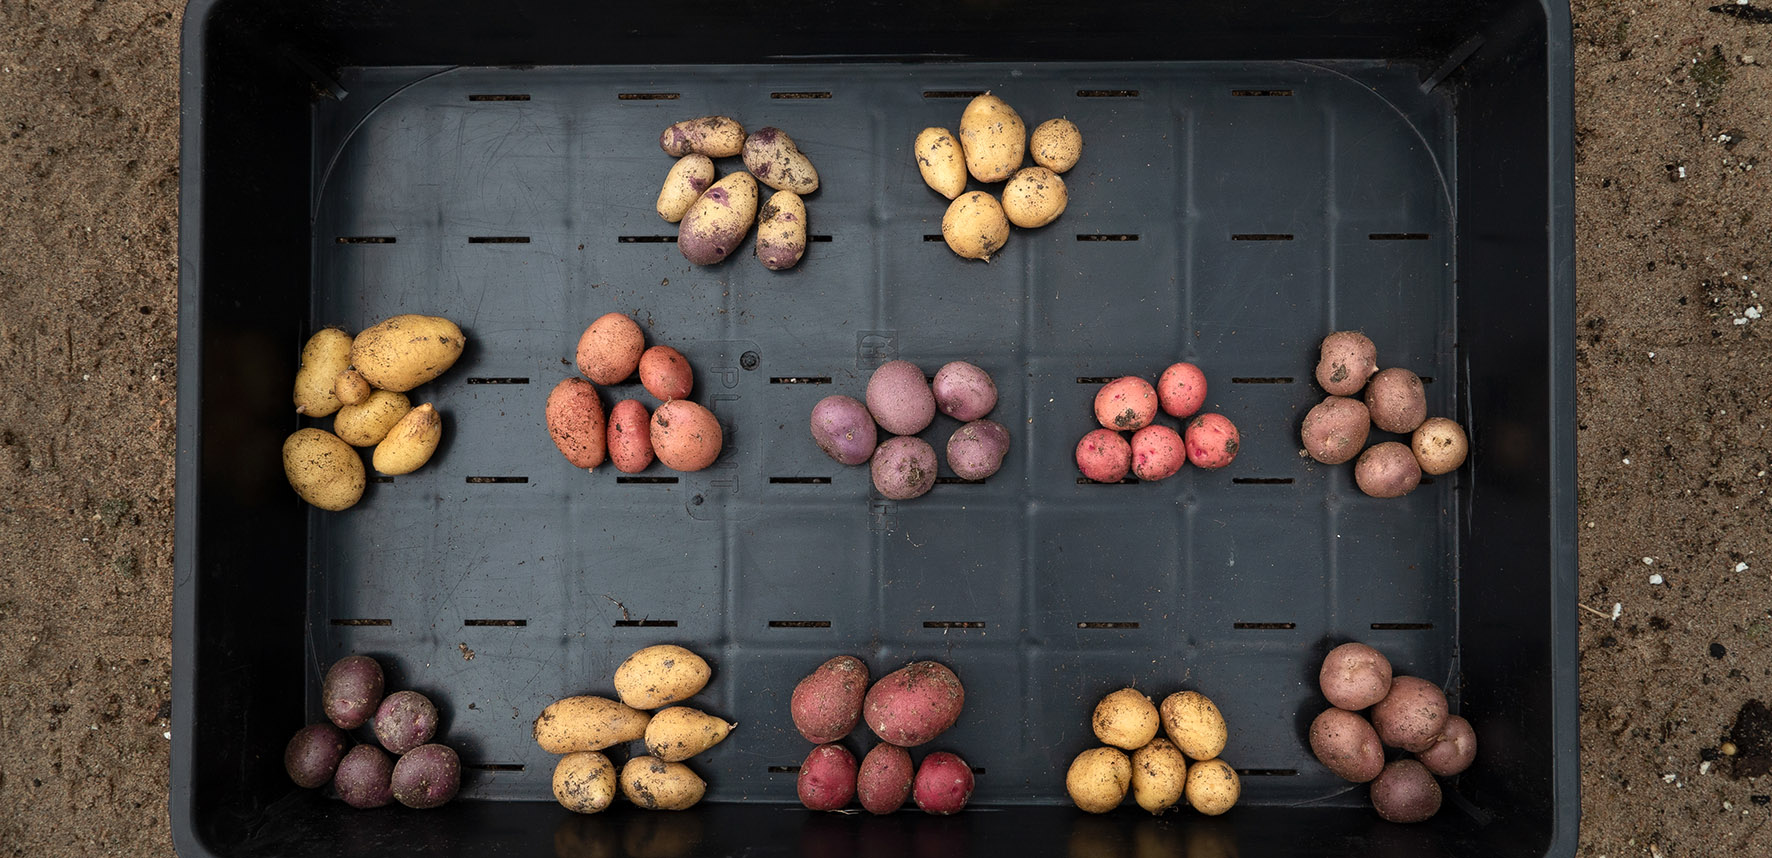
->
[547,377,607,470]
[1130,736,1188,814]
[1066,747,1131,813]
[1369,759,1440,823]
[644,706,735,762]
[1075,428,1131,483]
[284,723,349,789]
[1183,758,1240,816]
[946,419,1010,481]
[607,399,655,474]
[1417,713,1477,777]
[941,191,1009,262]
[374,689,439,755]
[351,315,465,393]
[912,751,974,815]
[857,742,914,815]
[1094,376,1158,431]
[576,313,644,386]
[810,395,877,466]
[553,751,617,814]
[756,190,808,271]
[334,744,394,809]
[1130,424,1185,482]
[1002,166,1067,229]
[294,328,355,417]
[639,346,693,402]
[1157,362,1207,418]
[333,368,373,408]
[959,93,1026,183]
[915,127,967,199]
[1030,117,1083,173]
[1160,690,1227,761]
[533,695,651,754]
[371,402,442,475]
[614,644,712,710]
[321,655,384,730]
[1184,413,1240,470]
[657,154,715,223]
[1093,688,1160,750]
[870,436,937,500]
[932,361,998,422]
[742,127,819,194]
[650,400,723,472]
[391,743,460,810]
[798,744,858,811]
[1364,368,1427,434]
[1315,331,1378,396]
[792,655,869,744]
[283,428,365,511]
[863,660,964,747]
[1301,396,1371,465]
[659,115,746,158]
[1412,417,1468,475]
[1369,676,1449,752]
[334,389,412,448]
[1309,707,1385,783]
[866,360,936,436]
[1319,641,1393,710]
[621,755,706,810]
[679,171,759,266]
[1355,441,1421,498]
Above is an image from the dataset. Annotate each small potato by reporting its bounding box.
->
[810,395,878,466]
[1130,425,1186,482]
[679,171,759,266]
[1364,368,1427,434]
[1001,166,1067,229]
[533,695,651,754]
[1093,688,1160,750]
[932,361,998,422]
[335,390,412,448]
[373,689,438,755]
[659,115,746,158]
[282,428,365,511]
[294,328,354,417]
[791,655,869,744]
[371,402,442,475]
[1319,642,1394,711]
[946,419,1010,481]
[863,660,965,747]
[1354,441,1421,498]
[614,644,712,710]
[321,655,385,730]
[1417,713,1477,777]
[941,191,1009,262]
[577,313,644,385]
[1315,331,1378,396]
[351,315,465,393]
[1369,759,1441,823]
[621,755,705,810]
[1309,708,1386,783]
[1030,118,1083,173]
[912,751,974,815]
[1094,377,1158,431]
[798,744,858,811]
[1184,414,1241,470]
[870,436,938,500]
[333,368,373,407]
[866,360,936,436]
[1130,737,1188,815]
[1157,362,1207,418]
[742,127,819,194]
[284,723,349,789]
[391,743,460,809]
[1183,758,1240,816]
[547,378,607,470]
[644,706,735,762]
[1075,428,1131,483]
[657,154,715,223]
[1370,676,1449,752]
[756,190,808,271]
[958,93,1026,183]
[607,399,655,474]
[650,400,724,472]
[915,127,967,200]
[1301,396,1370,465]
[1412,417,1468,475]
[1160,690,1228,761]
[857,743,914,815]
[553,751,617,814]
[639,346,693,402]
[333,744,394,809]
[1066,747,1131,813]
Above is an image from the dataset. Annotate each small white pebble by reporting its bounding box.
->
[1612,602,1624,621]
[1725,800,1734,810]
[1644,557,1655,565]
[1648,351,1656,358]
[1701,761,1712,775]
[82,373,90,381]
[1736,562,1750,573]
[1736,317,1750,325]
[1678,166,1688,179]
[1649,573,1664,585]
[1663,773,1678,783]
[1748,306,1763,319]
[1624,457,1633,465]
[163,731,172,740]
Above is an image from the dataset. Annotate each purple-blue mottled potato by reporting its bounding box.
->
[657,154,714,223]
[1354,441,1421,498]
[870,436,937,500]
[391,743,460,809]
[946,420,1010,481]
[742,127,819,195]
[810,395,878,466]
[322,655,384,730]
[931,361,998,421]
[334,744,395,808]
[284,723,349,788]
[1369,759,1441,823]
[1370,676,1449,752]
[373,690,438,755]
[865,360,935,436]
[658,115,745,158]
[678,172,759,266]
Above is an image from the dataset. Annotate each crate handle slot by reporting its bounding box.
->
[617,92,679,100]
[1075,376,1118,384]
[616,476,679,485]
[769,376,831,384]
[771,91,832,99]
[1369,233,1431,240]
[1419,477,1436,485]
[614,619,678,627]
[1231,477,1294,485]
[467,236,531,244]
[466,476,529,484]
[770,477,832,484]
[768,620,832,628]
[1077,621,1140,629]
[1370,622,1434,630]
[369,476,394,484]
[464,762,526,771]
[467,94,530,102]
[1231,233,1294,241]
[1231,89,1294,97]
[1235,768,1299,776]
[1230,377,1293,384]
[923,234,945,242]
[1077,477,1140,485]
[767,765,802,773]
[922,90,985,99]
[463,619,528,627]
[1077,89,1140,98]
[1232,622,1295,630]
[1076,234,1139,242]
[330,618,392,626]
[809,235,833,243]
[923,621,986,629]
[934,477,986,485]
[619,235,678,243]
[335,236,395,244]
[970,767,987,774]
[1419,376,1435,383]
[466,377,530,385]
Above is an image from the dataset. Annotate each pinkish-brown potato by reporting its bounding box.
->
[863,661,965,747]
[1364,368,1427,434]
[1184,413,1240,470]
[650,400,723,472]
[1076,429,1132,483]
[912,751,974,815]
[792,655,870,744]
[857,743,914,815]
[373,690,438,755]
[1370,676,1450,752]
[810,395,878,466]
[1354,441,1421,498]
[946,420,1010,481]
[1157,362,1207,418]
[1369,759,1441,823]
[1319,641,1394,710]
[1130,425,1186,482]
[1308,708,1386,783]
[1094,377,1158,431]
[639,346,693,402]
[932,361,998,422]
[798,744,858,811]
[1315,331,1378,396]
[871,436,938,500]
[576,313,644,385]
[1417,714,1477,777]
[547,377,607,470]
[1301,396,1371,465]
[866,360,936,436]
[607,399,655,474]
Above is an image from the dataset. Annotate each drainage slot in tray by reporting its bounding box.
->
[463,619,527,627]
[934,477,986,485]
[1078,477,1140,485]
[1233,622,1296,630]
[1231,233,1294,241]
[369,476,394,484]
[924,621,986,629]
[466,476,528,484]
[467,94,530,101]
[1077,89,1140,98]
[614,619,678,628]
[1077,621,1140,630]
[768,620,832,628]
[1236,768,1299,776]
[1077,234,1138,242]
[1231,377,1294,384]
[769,477,832,484]
[467,236,530,244]
[771,91,832,99]
[617,476,679,485]
[617,92,678,100]
[770,377,831,384]
[922,90,985,99]
[331,618,392,626]
[1369,233,1431,240]
[619,235,677,243]
[1371,622,1435,630]
[767,766,801,773]
[1231,89,1294,97]
[1232,477,1295,485]
[335,236,394,244]
[467,377,529,385]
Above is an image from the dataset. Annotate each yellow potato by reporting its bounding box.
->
[915,127,967,199]
[293,328,354,417]
[1092,688,1159,750]
[1412,417,1469,475]
[958,93,1026,183]
[1161,690,1228,761]
[1002,166,1068,229]
[372,402,442,475]
[614,644,711,710]
[643,706,736,762]
[1066,746,1131,813]
[941,191,1009,262]
[678,172,759,266]
[657,154,715,223]
[333,369,373,407]
[1030,118,1083,173]
[282,428,365,511]
[620,756,706,810]
[1184,758,1241,816]
[333,390,412,448]
[533,695,651,754]
[1130,737,1188,814]
[755,190,807,271]
[659,115,746,158]
[741,126,819,194]
[553,751,618,814]
[350,314,466,392]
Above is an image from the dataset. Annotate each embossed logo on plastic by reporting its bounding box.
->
[857,331,897,369]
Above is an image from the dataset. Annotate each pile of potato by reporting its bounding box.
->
[283,655,461,809]
[810,359,1010,499]
[1307,642,1476,823]
[1066,688,1241,816]
[283,314,466,510]
[546,312,724,473]
[656,115,817,270]
[1075,362,1241,482]
[534,644,735,814]
[1301,331,1469,497]
[917,94,1083,261]
[787,656,975,814]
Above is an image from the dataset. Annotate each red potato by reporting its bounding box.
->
[798,744,858,811]
[1076,429,1132,483]
[321,655,385,731]
[912,751,975,815]
[932,361,998,422]
[1364,368,1427,434]
[1301,396,1371,465]
[1315,331,1378,396]
[1094,377,1159,431]
[792,655,870,744]
[867,360,937,436]
[1319,642,1394,710]
[857,743,914,815]
[373,690,439,756]
[1355,441,1421,498]
[607,399,655,474]
[1130,425,1186,482]
[1417,714,1477,777]
[1369,759,1441,823]
[333,744,395,809]
[871,436,938,500]
[863,661,965,747]
[650,400,723,472]
[284,723,349,789]
[1370,676,1450,752]
[547,377,607,470]
[576,313,644,386]
[1184,413,1240,469]
[1308,708,1386,783]
[1157,362,1208,418]
[639,346,693,402]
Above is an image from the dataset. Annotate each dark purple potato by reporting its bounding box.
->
[810,395,878,465]
[333,744,395,808]
[373,690,439,755]
[391,744,461,809]
[1369,759,1441,823]
[322,655,385,730]
[285,723,349,788]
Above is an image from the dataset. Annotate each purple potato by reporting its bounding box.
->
[931,361,998,422]
[391,743,460,809]
[333,744,395,809]
[810,395,878,465]
[373,690,439,755]
[865,361,935,436]
[870,436,937,500]
[945,420,1010,481]
[322,655,385,730]
[285,722,349,789]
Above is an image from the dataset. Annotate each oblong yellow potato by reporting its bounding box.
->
[915,127,967,200]
[659,115,746,158]
[1030,117,1083,173]
[643,706,736,762]
[1161,690,1229,761]
[657,154,715,223]
[282,428,365,511]
[941,191,1009,262]
[533,695,651,754]
[350,314,466,392]
[755,190,807,271]
[1066,746,1131,813]
[372,402,442,475]
[620,756,705,810]
[614,644,711,710]
[333,368,373,407]
[678,172,759,266]
[1184,758,1241,816]
[1092,687,1159,750]
[334,389,412,448]
[1002,166,1068,229]
[553,751,617,814]
[958,93,1026,183]
[1131,737,1188,814]
[294,328,354,417]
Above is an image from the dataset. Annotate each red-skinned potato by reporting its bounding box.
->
[1417,714,1477,776]
[547,378,607,470]
[798,744,858,811]
[650,400,723,472]
[1301,396,1371,465]
[1319,642,1394,710]
[1157,362,1208,418]
[1370,676,1450,752]
[1355,441,1421,498]
[1076,429,1132,483]
[1364,368,1427,433]
[791,656,869,744]
[607,399,655,474]
[1309,708,1386,783]
[871,436,937,500]
[1094,377,1158,431]
[863,661,965,747]
[1370,759,1441,823]
[1315,331,1378,396]
[639,346,693,401]
[912,751,975,815]
[857,743,914,814]
[576,313,644,386]
[1130,425,1186,482]
[1184,413,1240,469]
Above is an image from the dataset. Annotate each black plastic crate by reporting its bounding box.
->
[173,1,1577,856]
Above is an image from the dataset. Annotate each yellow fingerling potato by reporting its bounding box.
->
[334,390,412,448]
[915,127,967,200]
[614,645,711,710]
[620,756,706,810]
[553,751,617,814]
[371,403,441,475]
[533,696,652,754]
[643,707,736,762]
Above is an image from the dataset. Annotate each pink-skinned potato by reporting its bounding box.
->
[1355,441,1421,498]
[1309,708,1386,783]
[1319,641,1393,710]
[857,743,914,814]
[1076,429,1131,483]
[1370,759,1441,823]
[650,400,723,472]
[913,751,974,815]
[810,395,877,466]
[1130,424,1185,482]
[1094,377,1158,431]
[863,661,964,747]
[1316,331,1379,396]
[639,346,693,402]
[798,744,858,811]
[932,361,998,422]
[791,655,869,744]
[871,436,937,500]
[1370,676,1449,752]
[866,360,936,436]
[547,377,607,470]
[607,399,655,474]
[1417,714,1477,776]
[1184,413,1240,469]
[1301,396,1371,465]
[1158,362,1208,418]
[946,420,1010,481]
